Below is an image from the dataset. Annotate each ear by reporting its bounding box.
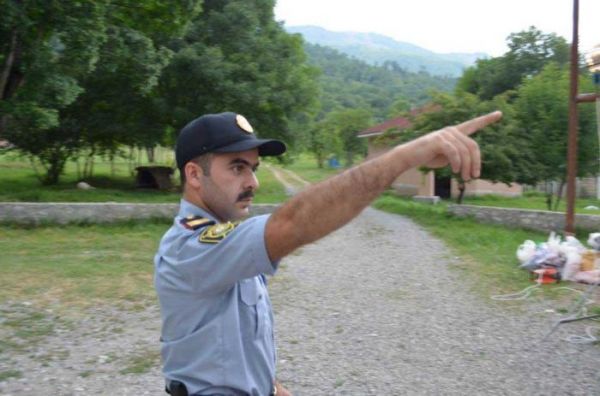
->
[184,162,203,188]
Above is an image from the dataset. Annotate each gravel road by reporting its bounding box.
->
[2,208,600,395]
[270,208,600,395]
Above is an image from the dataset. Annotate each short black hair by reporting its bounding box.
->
[180,153,213,187]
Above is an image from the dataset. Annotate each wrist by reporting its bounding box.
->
[390,141,419,171]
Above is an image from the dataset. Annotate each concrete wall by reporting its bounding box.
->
[451,179,523,198]
[391,168,434,196]
[368,142,434,196]
[448,204,600,232]
[534,177,599,199]
[367,140,522,198]
[0,203,279,225]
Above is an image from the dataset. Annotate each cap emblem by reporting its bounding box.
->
[236,114,254,134]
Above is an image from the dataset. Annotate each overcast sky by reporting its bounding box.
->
[274,0,600,58]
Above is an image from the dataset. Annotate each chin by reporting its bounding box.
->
[231,204,251,220]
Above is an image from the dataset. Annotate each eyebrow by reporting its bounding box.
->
[230,158,260,170]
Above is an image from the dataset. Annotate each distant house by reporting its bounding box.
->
[357,108,522,199]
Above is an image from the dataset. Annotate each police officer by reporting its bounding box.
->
[155,110,502,395]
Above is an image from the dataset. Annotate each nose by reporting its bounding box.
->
[246,171,259,191]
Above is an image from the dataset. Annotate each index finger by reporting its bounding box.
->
[455,111,503,136]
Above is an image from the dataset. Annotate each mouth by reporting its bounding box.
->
[237,197,253,207]
[237,191,255,203]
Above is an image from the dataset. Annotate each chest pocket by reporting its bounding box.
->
[239,277,268,339]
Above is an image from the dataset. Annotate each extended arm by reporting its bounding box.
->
[265,111,502,261]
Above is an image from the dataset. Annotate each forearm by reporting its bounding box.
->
[264,110,502,261]
[265,142,418,261]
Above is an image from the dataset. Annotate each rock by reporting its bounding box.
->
[584,205,599,210]
[76,181,95,190]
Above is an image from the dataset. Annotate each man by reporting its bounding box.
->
[154,110,502,395]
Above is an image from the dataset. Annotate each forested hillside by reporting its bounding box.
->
[304,43,456,121]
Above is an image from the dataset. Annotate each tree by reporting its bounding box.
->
[456,26,569,100]
[387,97,411,118]
[306,117,342,169]
[1,0,202,183]
[324,108,372,166]
[513,63,598,209]
[396,92,534,203]
[1,1,109,183]
[64,25,173,175]
[158,0,319,150]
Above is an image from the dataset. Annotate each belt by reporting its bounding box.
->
[166,381,277,396]
[165,381,187,396]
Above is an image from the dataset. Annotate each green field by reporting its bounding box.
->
[462,192,600,215]
[0,221,165,307]
[282,153,344,183]
[0,150,286,204]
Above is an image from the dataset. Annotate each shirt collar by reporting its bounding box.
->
[178,199,218,222]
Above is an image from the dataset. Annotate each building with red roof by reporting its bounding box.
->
[357,107,523,200]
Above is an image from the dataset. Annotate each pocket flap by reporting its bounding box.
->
[240,278,259,306]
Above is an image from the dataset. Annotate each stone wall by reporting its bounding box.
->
[0,202,279,225]
[448,204,600,232]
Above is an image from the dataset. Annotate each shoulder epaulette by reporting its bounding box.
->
[180,215,215,230]
[199,221,240,244]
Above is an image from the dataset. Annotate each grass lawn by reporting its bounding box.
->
[281,152,344,183]
[0,221,168,308]
[461,192,600,216]
[0,150,286,204]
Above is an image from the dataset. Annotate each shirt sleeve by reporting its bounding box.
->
[172,214,277,296]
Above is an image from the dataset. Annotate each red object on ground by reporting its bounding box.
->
[532,268,559,284]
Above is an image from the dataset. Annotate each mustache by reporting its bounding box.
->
[237,190,255,201]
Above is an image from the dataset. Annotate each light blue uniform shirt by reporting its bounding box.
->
[154,199,278,395]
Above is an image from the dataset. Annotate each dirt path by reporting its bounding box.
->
[266,165,309,196]
[2,207,600,395]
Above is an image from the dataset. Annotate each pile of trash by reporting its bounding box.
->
[517,232,600,284]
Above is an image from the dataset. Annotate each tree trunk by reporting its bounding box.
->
[0,28,18,99]
[110,153,115,177]
[0,28,23,138]
[553,180,566,211]
[42,151,67,185]
[83,147,96,179]
[75,158,81,180]
[316,152,324,168]
[345,151,353,167]
[456,181,466,204]
[545,194,553,211]
[146,146,155,163]
[128,145,135,175]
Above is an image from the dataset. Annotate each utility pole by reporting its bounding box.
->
[565,0,579,234]
[568,0,600,233]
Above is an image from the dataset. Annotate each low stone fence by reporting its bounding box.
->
[0,202,279,225]
[448,204,600,232]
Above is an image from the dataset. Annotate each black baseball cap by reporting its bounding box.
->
[175,112,287,170]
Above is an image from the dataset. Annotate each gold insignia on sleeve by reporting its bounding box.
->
[180,215,214,231]
[235,114,254,134]
[199,221,240,243]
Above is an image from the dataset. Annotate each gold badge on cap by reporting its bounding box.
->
[236,114,254,134]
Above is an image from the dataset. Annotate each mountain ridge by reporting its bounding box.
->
[286,25,487,77]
